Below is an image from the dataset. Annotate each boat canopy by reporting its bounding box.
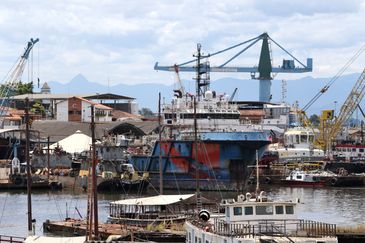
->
[25,236,86,243]
[111,194,195,206]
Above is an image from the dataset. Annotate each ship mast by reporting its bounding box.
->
[25,97,33,235]
[193,44,210,100]
[158,92,163,195]
[86,105,99,240]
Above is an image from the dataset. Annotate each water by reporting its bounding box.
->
[0,187,364,237]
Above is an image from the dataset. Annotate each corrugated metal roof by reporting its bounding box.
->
[111,194,195,206]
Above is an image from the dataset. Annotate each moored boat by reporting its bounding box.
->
[281,169,326,187]
[185,191,338,243]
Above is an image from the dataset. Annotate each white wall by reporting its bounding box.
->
[56,101,68,121]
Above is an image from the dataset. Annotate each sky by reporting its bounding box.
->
[1,0,365,86]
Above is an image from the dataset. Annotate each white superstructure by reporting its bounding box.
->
[185,192,337,243]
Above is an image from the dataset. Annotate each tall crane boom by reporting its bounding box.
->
[326,68,365,151]
[154,33,312,102]
[0,38,39,127]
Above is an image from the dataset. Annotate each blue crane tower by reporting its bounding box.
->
[154,32,313,102]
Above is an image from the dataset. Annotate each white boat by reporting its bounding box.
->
[281,169,326,187]
[185,191,338,243]
[266,126,325,163]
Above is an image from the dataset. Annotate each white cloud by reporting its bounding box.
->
[0,0,364,87]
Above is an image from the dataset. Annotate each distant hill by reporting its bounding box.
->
[40,72,363,116]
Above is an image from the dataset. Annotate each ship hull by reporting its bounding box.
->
[130,132,270,191]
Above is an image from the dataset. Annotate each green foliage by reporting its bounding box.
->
[30,100,46,117]
[139,107,155,118]
[309,114,320,126]
[0,81,33,97]
[16,81,33,95]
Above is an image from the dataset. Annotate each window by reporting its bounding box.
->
[233,207,242,215]
[244,206,253,215]
[226,207,230,217]
[275,205,284,214]
[360,148,364,152]
[286,205,294,214]
[256,205,273,215]
[352,148,356,152]
[296,175,302,179]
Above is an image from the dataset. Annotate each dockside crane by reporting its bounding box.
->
[323,68,365,153]
[154,32,312,102]
[0,38,39,128]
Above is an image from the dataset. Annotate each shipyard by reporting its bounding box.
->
[1,1,365,243]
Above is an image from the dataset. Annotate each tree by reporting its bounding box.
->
[138,107,155,118]
[0,81,33,97]
[31,101,46,117]
[16,81,33,95]
[309,114,320,126]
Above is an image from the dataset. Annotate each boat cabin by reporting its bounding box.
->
[109,194,215,225]
[222,192,298,223]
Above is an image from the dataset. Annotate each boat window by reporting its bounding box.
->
[360,148,364,152]
[352,148,356,152]
[233,207,242,215]
[309,135,314,143]
[286,205,294,214]
[296,175,302,179]
[300,135,307,143]
[226,207,230,217]
[244,206,253,215]
[256,205,273,215]
[295,135,299,144]
[275,205,284,214]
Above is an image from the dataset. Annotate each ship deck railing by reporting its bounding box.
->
[205,218,337,238]
[0,235,25,243]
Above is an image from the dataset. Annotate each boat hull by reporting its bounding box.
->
[130,132,270,191]
[280,180,326,187]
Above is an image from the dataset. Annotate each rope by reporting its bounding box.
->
[200,142,223,199]
[0,193,9,227]
[303,43,365,111]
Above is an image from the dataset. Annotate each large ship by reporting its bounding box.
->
[130,61,270,191]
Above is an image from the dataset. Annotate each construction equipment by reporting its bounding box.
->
[0,38,39,128]
[321,68,365,152]
[155,32,312,102]
[173,64,185,96]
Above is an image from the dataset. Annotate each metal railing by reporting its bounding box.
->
[211,218,336,238]
[0,235,25,243]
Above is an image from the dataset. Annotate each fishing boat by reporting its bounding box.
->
[185,191,338,243]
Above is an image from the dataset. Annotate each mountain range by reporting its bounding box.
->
[38,72,363,116]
